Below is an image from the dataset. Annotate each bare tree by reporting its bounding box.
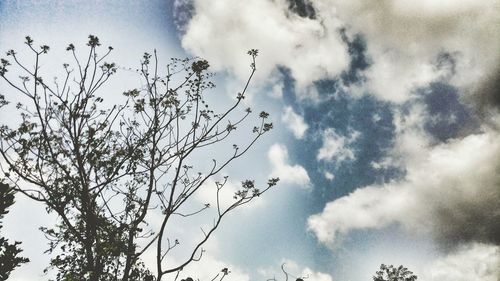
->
[0,35,278,281]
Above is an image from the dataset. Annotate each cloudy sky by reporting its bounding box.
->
[1,0,499,280]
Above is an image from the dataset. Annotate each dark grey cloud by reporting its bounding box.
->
[473,66,500,122]
[435,52,458,78]
[433,185,500,249]
[287,0,316,19]
[308,128,500,249]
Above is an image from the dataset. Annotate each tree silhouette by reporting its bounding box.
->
[0,181,29,280]
[373,264,417,281]
[0,36,278,280]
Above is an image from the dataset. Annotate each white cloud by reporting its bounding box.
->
[363,53,438,103]
[177,254,251,281]
[302,267,334,281]
[282,106,309,139]
[424,243,500,281]
[181,0,349,93]
[195,178,241,211]
[317,129,358,163]
[141,245,251,281]
[324,171,335,181]
[258,259,334,281]
[268,143,310,187]
[322,0,500,103]
[308,127,500,247]
[270,81,284,98]
[181,0,500,104]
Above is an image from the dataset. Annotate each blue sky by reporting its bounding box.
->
[1,1,499,281]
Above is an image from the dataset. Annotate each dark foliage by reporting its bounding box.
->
[0,36,277,281]
[0,181,29,280]
[373,264,417,281]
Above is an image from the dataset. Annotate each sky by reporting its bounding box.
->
[0,0,499,280]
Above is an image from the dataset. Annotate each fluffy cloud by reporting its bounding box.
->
[302,267,334,281]
[269,143,310,187]
[177,254,251,281]
[317,129,358,163]
[180,0,349,91]
[308,127,500,247]
[177,1,500,279]
[141,249,251,281]
[195,178,242,210]
[258,259,333,281]
[324,171,335,181]
[282,106,309,139]
[180,0,500,105]
[323,0,500,103]
[424,243,500,281]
